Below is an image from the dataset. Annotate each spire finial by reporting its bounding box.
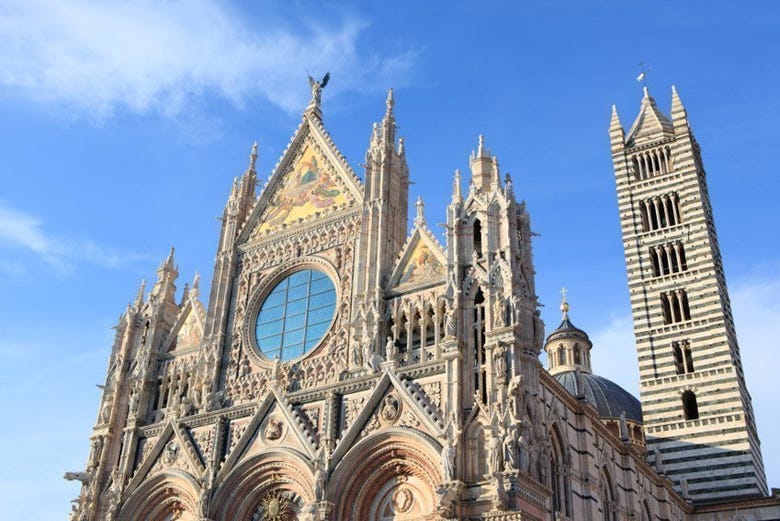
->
[671,84,687,123]
[162,247,176,271]
[386,88,394,114]
[415,196,425,225]
[560,287,569,319]
[478,134,485,157]
[249,141,258,171]
[452,169,462,201]
[134,279,146,309]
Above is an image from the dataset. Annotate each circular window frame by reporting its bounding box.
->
[243,256,340,367]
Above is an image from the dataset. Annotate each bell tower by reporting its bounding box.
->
[610,86,767,502]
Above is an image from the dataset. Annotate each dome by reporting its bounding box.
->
[546,315,590,343]
[554,370,643,423]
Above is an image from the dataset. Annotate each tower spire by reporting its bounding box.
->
[452,169,462,203]
[671,85,689,131]
[469,135,494,191]
[381,88,396,147]
[249,141,258,171]
[133,279,146,310]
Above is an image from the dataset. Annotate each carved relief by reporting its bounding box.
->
[263,417,284,442]
[188,427,213,464]
[341,395,365,436]
[380,394,402,424]
[227,419,250,455]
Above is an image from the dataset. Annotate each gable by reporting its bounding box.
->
[217,387,318,482]
[127,422,203,493]
[167,306,203,353]
[331,370,445,467]
[245,116,363,242]
[388,228,446,290]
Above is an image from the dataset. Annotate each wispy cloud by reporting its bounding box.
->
[0,202,150,274]
[591,269,780,485]
[0,0,417,118]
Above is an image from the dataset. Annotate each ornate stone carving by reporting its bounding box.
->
[255,490,295,521]
[264,417,284,441]
[380,394,402,424]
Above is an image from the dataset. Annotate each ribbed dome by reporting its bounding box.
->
[547,316,590,342]
[554,371,643,423]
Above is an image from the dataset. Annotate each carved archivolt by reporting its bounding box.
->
[210,451,314,521]
[118,472,199,521]
[329,430,442,520]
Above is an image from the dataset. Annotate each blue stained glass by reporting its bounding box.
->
[255,269,336,362]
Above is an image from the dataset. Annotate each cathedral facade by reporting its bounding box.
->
[67,83,780,520]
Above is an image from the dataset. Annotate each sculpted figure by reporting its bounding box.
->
[385,335,396,361]
[494,347,507,382]
[503,425,518,471]
[487,430,502,475]
[351,343,362,367]
[517,429,530,473]
[307,72,330,107]
[445,307,456,337]
[493,297,505,327]
[442,434,456,481]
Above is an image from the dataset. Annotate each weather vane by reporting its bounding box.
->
[636,61,651,88]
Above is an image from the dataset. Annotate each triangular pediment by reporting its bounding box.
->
[163,292,205,353]
[242,115,363,243]
[217,386,318,482]
[331,369,445,468]
[126,421,203,494]
[388,225,446,291]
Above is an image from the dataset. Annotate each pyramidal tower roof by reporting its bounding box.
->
[625,86,673,147]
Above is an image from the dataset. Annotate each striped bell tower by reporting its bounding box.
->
[609,86,768,503]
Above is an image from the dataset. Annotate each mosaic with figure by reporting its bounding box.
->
[399,242,443,285]
[258,145,349,233]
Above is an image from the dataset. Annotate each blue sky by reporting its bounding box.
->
[1,1,778,518]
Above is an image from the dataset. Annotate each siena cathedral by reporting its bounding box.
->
[67,79,780,521]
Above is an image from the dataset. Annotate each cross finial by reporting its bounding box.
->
[560,287,569,319]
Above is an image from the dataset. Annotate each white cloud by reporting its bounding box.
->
[0,202,149,274]
[0,0,416,118]
[591,270,780,487]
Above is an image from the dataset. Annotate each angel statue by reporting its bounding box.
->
[308,72,330,108]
